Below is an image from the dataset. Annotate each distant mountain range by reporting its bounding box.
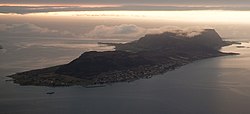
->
[9,29,238,87]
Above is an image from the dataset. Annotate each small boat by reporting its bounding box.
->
[85,85,106,88]
[46,92,55,94]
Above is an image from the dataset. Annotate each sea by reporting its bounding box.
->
[0,37,250,114]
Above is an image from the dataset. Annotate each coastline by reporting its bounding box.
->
[6,29,241,87]
[8,51,238,87]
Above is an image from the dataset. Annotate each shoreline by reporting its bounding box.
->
[8,52,238,87]
[6,29,241,87]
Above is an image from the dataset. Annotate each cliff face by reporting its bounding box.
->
[187,29,224,49]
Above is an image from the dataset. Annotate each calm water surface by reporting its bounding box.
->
[0,37,250,114]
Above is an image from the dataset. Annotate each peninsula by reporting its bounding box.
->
[8,29,238,87]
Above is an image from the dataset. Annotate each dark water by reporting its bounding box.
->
[0,37,250,114]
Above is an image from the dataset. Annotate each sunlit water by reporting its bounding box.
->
[0,37,250,114]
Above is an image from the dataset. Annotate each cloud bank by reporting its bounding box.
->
[86,24,145,39]
[86,24,209,39]
[1,5,250,14]
[0,23,76,38]
[0,23,210,39]
[1,0,250,6]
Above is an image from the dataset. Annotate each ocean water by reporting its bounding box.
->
[0,37,250,114]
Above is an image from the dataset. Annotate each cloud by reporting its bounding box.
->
[145,26,209,37]
[0,23,210,39]
[1,4,250,14]
[85,24,145,39]
[85,24,209,39]
[0,23,76,38]
[0,6,120,14]
[1,0,250,6]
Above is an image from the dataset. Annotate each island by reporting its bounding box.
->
[8,29,239,87]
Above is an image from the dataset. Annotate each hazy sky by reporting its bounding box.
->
[1,10,250,39]
[1,1,250,40]
[1,0,250,5]
[1,0,250,14]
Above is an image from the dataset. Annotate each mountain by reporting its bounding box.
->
[187,29,225,49]
[113,29,226,52]
[9,29,238,86]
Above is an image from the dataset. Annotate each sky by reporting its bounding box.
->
[1,0,250,14]
[0,0,250,40]
[2,0,250,5]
